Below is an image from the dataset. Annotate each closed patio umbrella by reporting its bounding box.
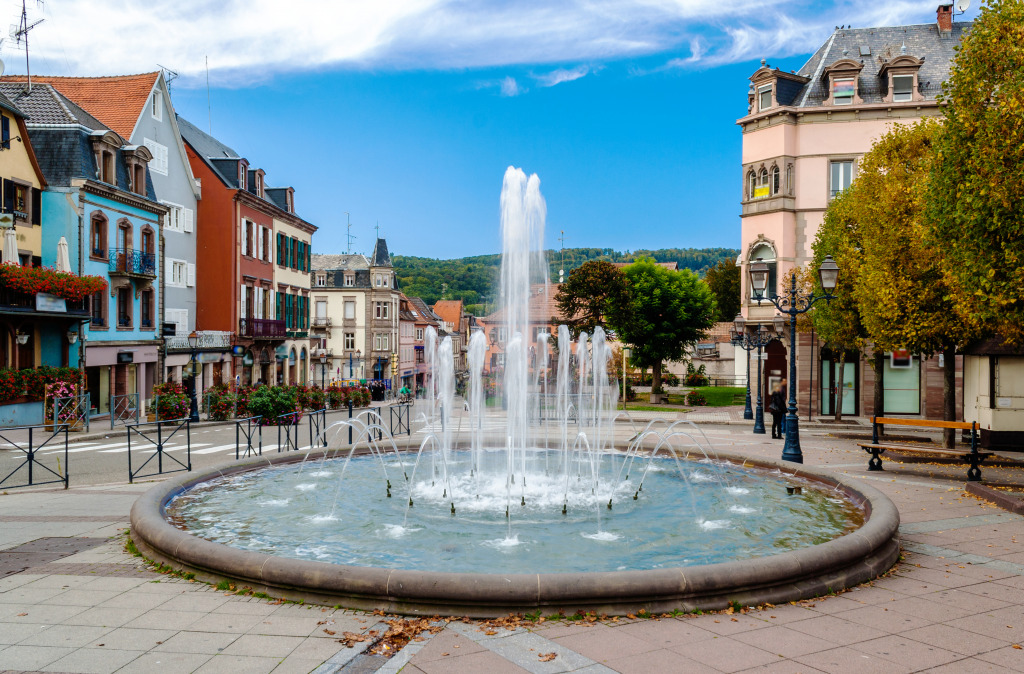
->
[56,236,71,273]
[2,227,17,265]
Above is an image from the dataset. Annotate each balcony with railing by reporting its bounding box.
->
[109,248,157,278]
[165,330,233,351]
[312,316,332,330]
[0,288,88,316]
[238,318,286,339]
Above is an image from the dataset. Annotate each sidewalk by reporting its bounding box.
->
[2,426,1024,673]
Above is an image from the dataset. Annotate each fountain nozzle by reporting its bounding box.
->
[607,499,613,510]
[521,496,526,506]
[633,491,639,500]
[409,498,414,507]
[562,503,567,515]
[505,507,509,518]
[451,503,456,515]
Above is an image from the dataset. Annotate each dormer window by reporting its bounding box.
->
[892,75,914,102]
[255,170,265,198]
[758,84,773,111]
[315,273,326,287]
[238,162,247,190]
[823,59,864,107]
[832,78,855,105]
[151,92,162,121]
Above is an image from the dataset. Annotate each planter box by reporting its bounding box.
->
[649,393,667,404]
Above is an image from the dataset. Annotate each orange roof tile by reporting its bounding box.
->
[1,73,159,139]
[431,300,464,326]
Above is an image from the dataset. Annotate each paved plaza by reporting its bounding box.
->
[2,413,1024,673]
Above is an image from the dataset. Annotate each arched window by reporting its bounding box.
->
[747,171,756,200]
[785,164,794,196]
[749,243,777,300]
[770,166,780,195]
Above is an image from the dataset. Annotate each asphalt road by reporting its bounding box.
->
[0,406,428,489]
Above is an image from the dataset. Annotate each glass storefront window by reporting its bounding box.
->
[883,355,921,414]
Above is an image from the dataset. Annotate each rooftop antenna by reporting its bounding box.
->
[12,0,43,94]
[157,64,179,91]
[375,221,381,240]
[205,56,212,134]
[345,212,357,254]
[558,230,568,283]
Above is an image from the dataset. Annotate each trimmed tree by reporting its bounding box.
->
[703,258,741,323]
[926,0,1024,346]
[554,260,629,339]
[607,258,717,399]
[853,119,976,446]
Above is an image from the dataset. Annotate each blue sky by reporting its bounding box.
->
[3,0,980,259]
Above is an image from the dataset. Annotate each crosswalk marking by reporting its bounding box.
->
[191,444,238,455]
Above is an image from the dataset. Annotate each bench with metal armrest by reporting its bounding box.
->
[856,417,991,481]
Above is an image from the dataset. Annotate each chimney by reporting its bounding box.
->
[937,3,953,34]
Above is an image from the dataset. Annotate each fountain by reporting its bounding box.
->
[131,167,900,617]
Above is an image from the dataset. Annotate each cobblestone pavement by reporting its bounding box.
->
[2,423,1023,673]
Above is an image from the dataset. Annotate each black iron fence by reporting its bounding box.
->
[389,404,411,436]
[110,393,140,429]
[127,418,191,483]
[276,411,302,452]
[308,408,327,448]
[235,416,262,459]
[0,424,69,490]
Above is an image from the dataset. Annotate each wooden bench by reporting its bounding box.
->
[857,417,991,482]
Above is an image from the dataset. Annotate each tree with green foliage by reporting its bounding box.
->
[607,259,717,399]
[852,119,976,446]
[926,0,1024,346]
[809,188,869,422]
[703,258,741,323]
[554,261,629,339]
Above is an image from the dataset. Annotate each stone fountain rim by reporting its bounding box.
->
[130,444,900,617]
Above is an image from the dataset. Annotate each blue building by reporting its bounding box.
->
[0,83,167,415]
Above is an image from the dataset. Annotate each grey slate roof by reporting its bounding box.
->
[786,22,970,107]
[0,90,24,120]
[311,253,370,271]
[408,297,442,324]
[371,238,391,267]
[0,83,90,127]
[264,188,289,211]
[176,115,239,158]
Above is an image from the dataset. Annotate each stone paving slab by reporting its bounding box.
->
[2,425,1024,673]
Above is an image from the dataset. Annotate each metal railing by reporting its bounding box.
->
[308,408,327,448]
[53,393,90,432]
[110,393,139,429]
[238,318,286,339]
[389,404,411,436]
[530,395,578,424]
[109,248,157,277]
[0,424,69,490]
[276,411,303,452]
[235,416,263,459]
[165,331,233,351]
[312,317,332,328]
[127,418,191,483]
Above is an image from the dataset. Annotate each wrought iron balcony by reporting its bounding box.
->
[238,318,286,339]
[165,330,233,351]
[109,248,156,278]
[312,316,332,329]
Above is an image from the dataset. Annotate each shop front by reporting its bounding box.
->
[84,343,158,416]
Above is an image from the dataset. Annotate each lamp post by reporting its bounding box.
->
[729,316,754,421]
[319,351,327,389]
[187,330,199,422]
[749,255,839,463]
[730,315,776,435]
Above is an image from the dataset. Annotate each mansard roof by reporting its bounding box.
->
[371,238,391,267]
[785,22,969,108]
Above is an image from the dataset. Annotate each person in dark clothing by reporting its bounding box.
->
[769,383,785,439]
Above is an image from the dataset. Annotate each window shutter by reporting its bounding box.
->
[186,263,196,287]
[166,258,174,282]
[183,208,194,233]
[306,245,311,272]
[277,233,283,265]
[1,116,9,147]
[275,291,281,320]
[31,188,40,225]
[240,285,247,319]
[3,179,13,213]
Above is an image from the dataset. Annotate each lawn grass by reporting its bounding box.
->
[687,386,746,407]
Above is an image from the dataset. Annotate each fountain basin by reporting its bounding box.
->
[130,445,900,617]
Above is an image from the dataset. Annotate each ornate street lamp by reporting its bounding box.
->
[319,351,327,389]
[731,317,777,434]
[751,255,840,463]
[730,314,753,420]
[187,330,200,422]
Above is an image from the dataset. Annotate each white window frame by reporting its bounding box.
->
[415,328,423,341]
[316,273,326,287]
[344,275,354,287]
[344,332,355,350]
[758,84,772,111]
[892,74,914,102]
[151,91,163,121]
[161,201,183,233]
[829,159,854,198]
[832,77,855,106]
[344,300,356,319]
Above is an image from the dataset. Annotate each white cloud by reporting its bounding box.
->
[533,65,593,87]
[3,0,953,86]
[499,76,522,97]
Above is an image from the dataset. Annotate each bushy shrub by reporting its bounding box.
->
[0,369,22,403]
[247,385,300,425]
[685,362,710,387]
[326,383,370,409]
[153,382,190,420]
[686,390,708,406]
[205,384,236,421]
[25,366,79,400]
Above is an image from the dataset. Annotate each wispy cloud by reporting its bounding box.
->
[500,76,523,97]
[533,65,595,87]
[4,0,953,86]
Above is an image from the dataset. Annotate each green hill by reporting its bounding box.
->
[393,247,739,315]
